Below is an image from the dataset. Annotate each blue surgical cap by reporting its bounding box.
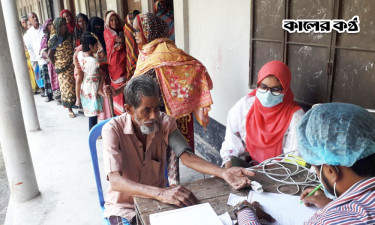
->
[298,103,375,167]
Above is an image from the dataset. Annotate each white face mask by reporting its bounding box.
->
[256,90,284,108]
[319,165,338,200]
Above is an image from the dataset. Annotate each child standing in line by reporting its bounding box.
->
[77,32,104,130]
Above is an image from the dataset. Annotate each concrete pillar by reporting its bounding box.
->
[0,1,40,202]
[173,0,189,52]
[1,0,41,132]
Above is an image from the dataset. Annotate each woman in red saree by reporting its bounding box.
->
[104,12,131,115]
[133,13,213,185]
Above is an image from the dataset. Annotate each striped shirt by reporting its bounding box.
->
[238,177,375,225]
[237,208,261,225]
[306,177,375,225]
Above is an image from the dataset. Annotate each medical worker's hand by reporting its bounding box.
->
[300,187,332,209]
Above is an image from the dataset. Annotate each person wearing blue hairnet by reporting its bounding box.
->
[233,103,375,225]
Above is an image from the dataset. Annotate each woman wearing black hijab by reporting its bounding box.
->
[88,16,106,54]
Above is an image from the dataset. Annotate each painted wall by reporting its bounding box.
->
[187,0,252,125]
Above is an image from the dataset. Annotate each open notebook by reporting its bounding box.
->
[248,191,318,225]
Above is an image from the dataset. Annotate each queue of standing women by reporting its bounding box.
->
[20,6,214,185]
[21,1,206,135]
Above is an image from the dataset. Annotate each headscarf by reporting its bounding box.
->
[20,16,28,35]
[40,18,53,50]
[48,17,65,50]
[125,10,140,26]
[154,0,175,41]
[104,10,115,23]
[60,9,75,33]
[74,13,89,46]
[133,14,213,127]
[88,16,106,53]
[245,60,302,163]
[154,0,168,14]
[43,18,53,33]
[104,12,123,33]
[298,103,375,167]
[20,15,28,22]
[135,12,169,44]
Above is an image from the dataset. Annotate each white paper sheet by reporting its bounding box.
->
[150,202,223,225]
[227,193,247,206]
[248,191,318,225]
[218,212,234,225]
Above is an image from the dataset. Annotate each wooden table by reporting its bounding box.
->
[134,165,310,225]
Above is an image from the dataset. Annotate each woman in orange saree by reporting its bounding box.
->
[133,13,213,185]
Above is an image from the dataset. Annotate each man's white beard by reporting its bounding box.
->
[135,115,156,135]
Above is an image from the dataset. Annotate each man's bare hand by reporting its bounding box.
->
[157,185,199,207]
[222,167,254,190]
[300,187,332,209]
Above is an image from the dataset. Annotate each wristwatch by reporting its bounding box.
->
[233,201,256,217]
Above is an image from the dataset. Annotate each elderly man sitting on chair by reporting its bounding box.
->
[102,75,254,225]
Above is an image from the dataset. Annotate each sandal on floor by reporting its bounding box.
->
[68,112,76,118]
